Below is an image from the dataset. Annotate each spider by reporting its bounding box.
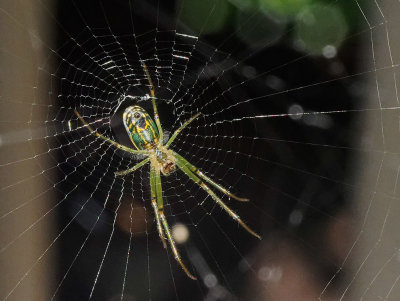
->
[74,63,261,280]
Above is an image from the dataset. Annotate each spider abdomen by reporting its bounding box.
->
[123,105,159,150]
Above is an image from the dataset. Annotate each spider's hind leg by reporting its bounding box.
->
[74,109,146,155]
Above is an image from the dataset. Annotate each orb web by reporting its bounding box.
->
[1,0,400,300]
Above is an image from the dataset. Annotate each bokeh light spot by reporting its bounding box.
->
[288,104,304,120]
[204,273,218,288]
[172,223,189,244]
[322,45,338,59]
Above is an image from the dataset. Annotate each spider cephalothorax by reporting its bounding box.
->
[75,63,261,280]
[151,148,176,175]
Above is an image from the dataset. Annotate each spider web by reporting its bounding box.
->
[1,0,400,300]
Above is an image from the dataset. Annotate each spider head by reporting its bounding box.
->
[123,106,159,150]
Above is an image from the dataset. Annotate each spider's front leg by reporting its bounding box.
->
[142,62,163,145]
[149,163,196,280]
[165,112,201,147]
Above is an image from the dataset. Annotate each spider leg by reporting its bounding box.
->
[165,113,201,147]
[151,200,167,249]
[115,158,150,176]
[175,155,261,240]
[173,152,248,202]
[74,110,146,155]
[159,212,197,280]
[150,165,167,248]
[142,62,163,145]
[150,164,197,280]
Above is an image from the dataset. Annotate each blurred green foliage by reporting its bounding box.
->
[177,0,363,56]
[259,0,312,17]
[295,3,348,55]
[178,0,233,35]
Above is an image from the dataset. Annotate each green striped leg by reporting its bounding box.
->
[115,158,150,176]
[75,110,146,155]
[165,113,201,148]
[175,154,261,240]
[150,165,167,249]
[173,152,249,202]
[142,62,163,145]
[150,164,197,280]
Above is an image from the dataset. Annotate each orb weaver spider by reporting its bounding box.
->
[74,63,261,280]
